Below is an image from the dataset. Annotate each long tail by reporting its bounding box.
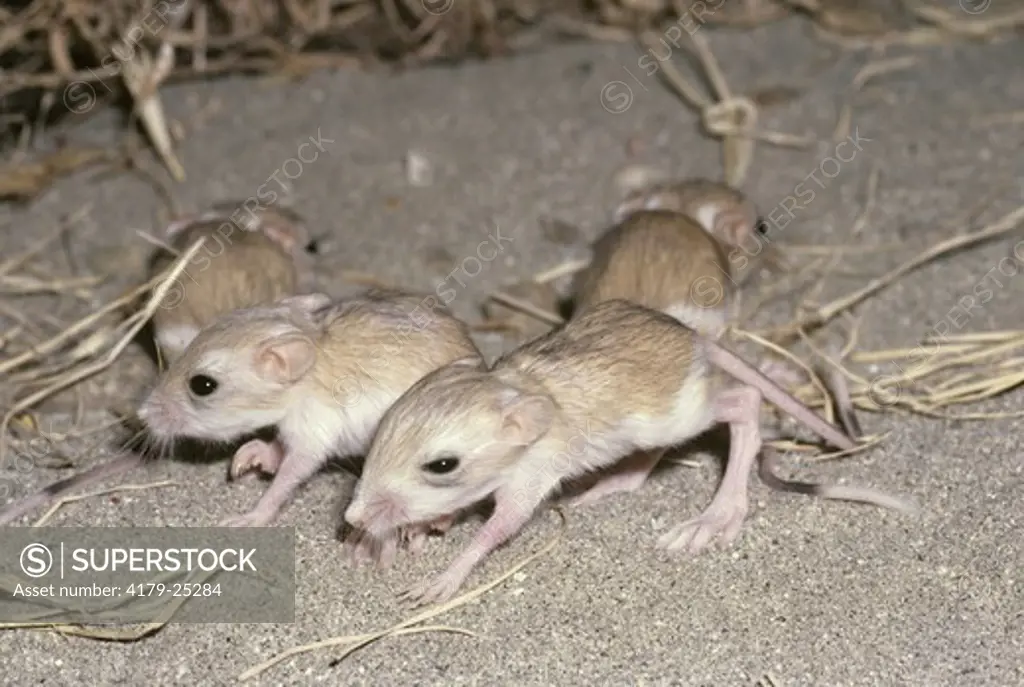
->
[819,359,863,440]
[758,448,917,514]
[0,453,141,526]
[704,338,856,451]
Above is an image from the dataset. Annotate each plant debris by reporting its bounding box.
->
[0,148,115,202]
[3,0,1023,186]
[238,509,565,680]
[2,2,1024,674]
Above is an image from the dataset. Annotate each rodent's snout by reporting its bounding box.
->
[136,396,160,428]
[343,500,367,529]
[135,393,183,438]
[344,488,407,536]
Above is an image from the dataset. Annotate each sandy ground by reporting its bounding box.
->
[1,14,1023,687]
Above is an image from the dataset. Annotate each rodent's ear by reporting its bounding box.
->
[261,223,301,253]
[713,208,753,248]
[280,293,332,314]
[496,389,554,447]
[612,194,644,224]
[255,335,317,383]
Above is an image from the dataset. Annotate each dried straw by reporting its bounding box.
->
[0,236,208,470]
[238,509,566,680]
[4,0,1022,187]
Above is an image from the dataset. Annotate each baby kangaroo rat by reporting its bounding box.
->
[566,196,902,511]
[561,204,738,508]
[613,177,786,272]
[0,206,316,526]
[148,202,315,364]
[136,288,482,530]
[344,299,908,606]
[572,208,737,341]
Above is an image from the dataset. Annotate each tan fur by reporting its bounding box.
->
[147,288,480,431]
[346,298,868,604]
[143,297,322,426]
[572,209,734,337]
[307,289,482,407]
[357,361,507,509]
[139,287,485,531]
[501,298,702,420]
[616,177,759,247]
[351,299,708,531]
[148,210,314,363]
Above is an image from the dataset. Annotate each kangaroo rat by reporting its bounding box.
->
[0,207,316,526]
[136,289,483,531]
[572,208,737,340]
[562,205,736,507]
[345,300,905,605]
[566,202,897,510]
[148,203,315,364]
[613,177,785,271]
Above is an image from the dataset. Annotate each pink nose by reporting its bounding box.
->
[137,396,182,437]
[345,491,407,535]
[344,501,367,529]
[137,399,159,428]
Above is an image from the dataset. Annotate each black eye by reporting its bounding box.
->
[304,238,319,254]
[188,374,219,397]
[423,455,460,474]
[755,219,769,235]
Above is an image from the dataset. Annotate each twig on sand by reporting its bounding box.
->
[238,509,566,680]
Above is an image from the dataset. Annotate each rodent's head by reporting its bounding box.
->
[167,202,314,257]
[137,294,330,443]
[212,201,312,256]
[614,179,763,250]
[345,361,556,538]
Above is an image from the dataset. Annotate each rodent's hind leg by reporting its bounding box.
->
[566,448,666,507]
[658,385,762,555]
[228,438,285,480]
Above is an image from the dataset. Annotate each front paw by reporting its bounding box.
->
[397,571,461,608]
[229,439,283,480]
[401,525,430,556]
[343,528,399,568]
[219,511,273,528]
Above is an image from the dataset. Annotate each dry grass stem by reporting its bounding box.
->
[0,565,220,637]
[33,480,178,527]
[908,3,1024,38]
[533,258,589,284]
[115,1,194,181]
[0,149,113,202]
[834,57,918,141]
[487,291,564,327]
[239,509,566,680]
[759,203,1024,343]
[639,26,808,188]
[0,237,208,469]
[729,327,833,425]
